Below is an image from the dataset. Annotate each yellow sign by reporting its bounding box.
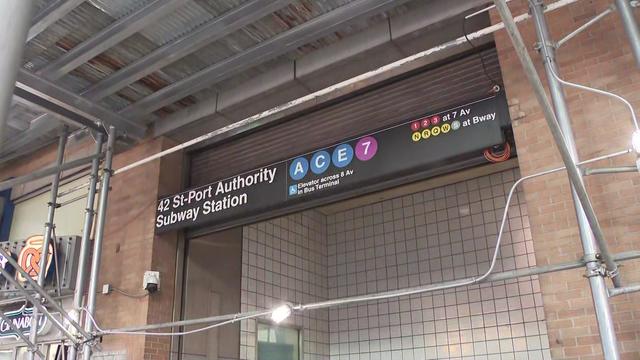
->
[441,123,451,133]
[431,126,441,136]
[411,132,421,142]
[421,129,431,140]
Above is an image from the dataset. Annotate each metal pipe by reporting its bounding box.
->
[0,0,33,151]
[58,193,89,208]
[116,0,581,175]
[97,150,632,335]
[0,246,90,340]
[82,126,115,360]
[530,2,621,358]
[98,249,640,335]
[494,0,622,288]
[28,127,68,360]
[0,311,46,358]
[555,5,614,48]
[615,0,640,68]
[531,1,624,288]
[0,259,78,343]
[608,283,640,297]
[0,154,100,192]
[67,133,103,360]
[57,181,92,198]
[583,166,638,175]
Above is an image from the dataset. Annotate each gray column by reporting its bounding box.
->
[0,0,34,150]
[28,127,68,360]
[67,133,104,360]
[530,2,620,359]
[82,126,116,360]
[615,0,640,68]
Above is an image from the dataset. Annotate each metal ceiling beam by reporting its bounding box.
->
[14,69,146,138]
[0,114,60,160]
[122,0,418,119]
[153,0,491,136]
[28,0,86,41]
[83,0,295,101]
[37,0,189,81]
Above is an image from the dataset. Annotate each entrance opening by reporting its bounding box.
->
[179,165,551,359]
[180,229,242,360]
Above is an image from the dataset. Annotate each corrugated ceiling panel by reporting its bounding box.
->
[189,48,503,187]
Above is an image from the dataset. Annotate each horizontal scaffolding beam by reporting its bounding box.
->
[14,70,146,139]
[123,0,420,118]
[98,250,640,335]
[28,0,85,41]
[37,0,188,80]
[0,153,99,192]
[608,283,640,297]
[82,0,294,101]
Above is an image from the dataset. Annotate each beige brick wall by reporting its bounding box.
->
[0,136,183,360]
[491,1,640,359]
[94,137,182,360]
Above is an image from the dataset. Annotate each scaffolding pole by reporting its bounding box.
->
[614,0,640,67]
[0,153,101,193]
[0,256,80,344]
[96,249,640,335]
[530,1,621,358]
[81,126,116,360]
[492,0,626,286]
[0,311,46,359]
[27,127,68,360]
[67,133,104,360]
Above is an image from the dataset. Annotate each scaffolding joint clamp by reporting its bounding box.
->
[103,168,114,176]
[584,265,607,278]
[605,266,621,280]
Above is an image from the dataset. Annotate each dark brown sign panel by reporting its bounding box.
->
[156,93,510,233]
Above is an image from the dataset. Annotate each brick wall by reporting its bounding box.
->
[491,1,640,358]
[95,137,182,360]
[0,136,183,360]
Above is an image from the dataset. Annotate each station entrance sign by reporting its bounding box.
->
[155,93,510,233]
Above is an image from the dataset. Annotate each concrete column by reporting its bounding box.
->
[0,0,34,150]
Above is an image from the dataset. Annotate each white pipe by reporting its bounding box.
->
[112,0,581,176]
[92,149,630,336]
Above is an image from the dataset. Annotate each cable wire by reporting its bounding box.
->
[82,308,263,336]
[111,287,148,299]
[462,14,503,90]
[93,149,632,337]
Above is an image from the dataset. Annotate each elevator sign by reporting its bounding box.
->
[155,93,510,233]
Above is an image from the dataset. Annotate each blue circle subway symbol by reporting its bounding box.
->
[332,144,354,168]
[310,151,331,175]
[289,157,309,180]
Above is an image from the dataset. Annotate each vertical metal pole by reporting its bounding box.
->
[81,126,115,360]
[530,2,620,359]
[615,0,640,68]
[0,311,46,358]
[0,0,33,151]
[28,127,68,360]
[67,133,104,360]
